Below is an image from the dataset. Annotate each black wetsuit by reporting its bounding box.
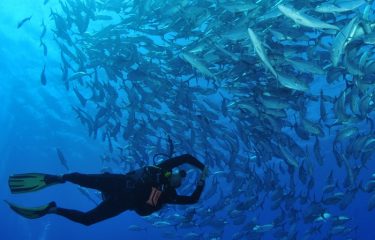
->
[55,154,205,226]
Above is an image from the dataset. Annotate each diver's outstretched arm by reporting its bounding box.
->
[157,154,205,171]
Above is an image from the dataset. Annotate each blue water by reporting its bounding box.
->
[1,1,375,240]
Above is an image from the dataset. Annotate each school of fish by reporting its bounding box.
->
[17,0,375,239]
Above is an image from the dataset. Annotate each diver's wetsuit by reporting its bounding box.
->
[55,154,205,226]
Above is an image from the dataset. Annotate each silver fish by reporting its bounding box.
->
[335,126,359,142]
[180,52,216,79]
[253,224,274,233]
[286,58,325,75]
[315,0,366,13]
[40,64,47,85]
[279,145,299,169]
[277,73,309,92]
[331,16,360,67]
[247,27,278,78]
[17,16,32,29]
[278,4,339,31]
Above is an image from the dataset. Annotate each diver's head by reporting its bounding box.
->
[169,169,187,188]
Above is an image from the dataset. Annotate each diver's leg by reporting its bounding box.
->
[62,172,126,192]
[52,199,126,226]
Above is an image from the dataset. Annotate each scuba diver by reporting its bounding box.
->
[6,154,207,226]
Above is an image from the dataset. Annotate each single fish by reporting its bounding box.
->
[320,90,327,122]
[56,148,69,171]
[128,225,146,231]
[313,137,324,166]
[17,16,32,29]
[363,136,375,152]
[247,27,278,78]
[278,4,339,31]
[335,126,359,142]
[40,64,47,85]
[152,221,172,228]
[323,184,337,194]
[40,41,48,56]
[107,133,113,153]
[68,71,92,81]
[40,20,47,40]
[322,192,344,205]
[167,134,174,157]
[302,119,324,137]
[95,15,113,21]
[253,224,274,233]
[259,95,290,110]
[298,164,308,185]
[180,52,216,79]
[277,72,309,92]
[332,216,351,225]
[332,143,343,167]
[331,17,360,67]
[315,0,366,13]
[77,187,98,206]
[286,58,325,75]
[279,145,299,169]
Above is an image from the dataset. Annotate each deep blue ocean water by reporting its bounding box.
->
[1,1,375,240]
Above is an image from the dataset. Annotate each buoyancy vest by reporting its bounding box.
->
[128,165,171,187]
[130,166,174,215]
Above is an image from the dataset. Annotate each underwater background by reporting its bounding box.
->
[1,0,375,239]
